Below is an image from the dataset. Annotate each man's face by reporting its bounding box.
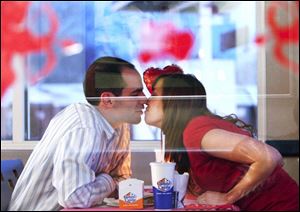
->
[114,68,146,124]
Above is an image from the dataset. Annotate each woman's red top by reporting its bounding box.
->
[183,116,299,211]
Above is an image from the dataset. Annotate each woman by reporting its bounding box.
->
[144,69,299,211]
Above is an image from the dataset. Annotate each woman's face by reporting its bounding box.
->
[145,79,164,128]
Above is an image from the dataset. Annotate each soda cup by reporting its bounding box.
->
[149,162,176,209]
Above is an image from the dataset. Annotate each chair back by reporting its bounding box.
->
[1,159,24,211]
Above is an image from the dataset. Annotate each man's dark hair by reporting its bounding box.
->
[83,56,136,105]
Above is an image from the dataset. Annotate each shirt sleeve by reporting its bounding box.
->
[183,116,218,149]
[52,128,116,208]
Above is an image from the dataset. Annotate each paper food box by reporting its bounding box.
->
[119,178,144,209]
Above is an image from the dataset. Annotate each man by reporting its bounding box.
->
[8,57,146,210]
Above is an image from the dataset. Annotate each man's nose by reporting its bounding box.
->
[139,92,147,104]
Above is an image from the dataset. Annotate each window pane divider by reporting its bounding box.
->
[12,55,25,144]
[256,1,267,142]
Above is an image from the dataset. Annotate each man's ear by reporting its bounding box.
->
[100,92,115,108]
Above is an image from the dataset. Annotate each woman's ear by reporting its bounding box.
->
[99,92,114,108]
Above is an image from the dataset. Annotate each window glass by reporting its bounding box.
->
[1,90,13,140]
[25,1,87,140]
[2,1,258,141]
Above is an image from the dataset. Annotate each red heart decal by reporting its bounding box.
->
[143,64,183,94]
[163,31,194,60]
[137,22,194,64]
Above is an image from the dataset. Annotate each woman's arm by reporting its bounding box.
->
[198,129,282,204]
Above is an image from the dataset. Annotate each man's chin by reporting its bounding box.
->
[128,117,142,124]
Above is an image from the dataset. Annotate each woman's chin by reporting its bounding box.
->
[145,119,161,128]
[145,120,154,126]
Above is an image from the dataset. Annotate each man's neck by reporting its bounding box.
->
[98,106,122,129]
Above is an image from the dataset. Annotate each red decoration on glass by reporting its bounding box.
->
[255,1,299,74]
[138,22,194,64]
[163,31,194,60]
[1,1,59,99]
[143,65,183,94]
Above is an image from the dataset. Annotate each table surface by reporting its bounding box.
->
[62,194,196,211]
[62,189,239,211]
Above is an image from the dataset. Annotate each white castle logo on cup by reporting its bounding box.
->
[124,192,137,203]
[157,178,172,192]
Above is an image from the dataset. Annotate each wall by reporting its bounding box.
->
[264,1,299,184]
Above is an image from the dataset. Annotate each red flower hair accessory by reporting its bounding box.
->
[143,64,183,94]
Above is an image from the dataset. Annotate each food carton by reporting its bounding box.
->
[119,178,144,209]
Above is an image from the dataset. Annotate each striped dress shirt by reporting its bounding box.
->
[8,103,131,211]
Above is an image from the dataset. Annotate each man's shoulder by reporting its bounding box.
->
[64,102,97,114]
[69,102,90,109]
[55,102,117,134]
[52,102,96,124]
[70,103,108,129]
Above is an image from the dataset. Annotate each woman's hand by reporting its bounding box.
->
[197,191,230,205]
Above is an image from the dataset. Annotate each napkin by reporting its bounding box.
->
[174,171,189,208]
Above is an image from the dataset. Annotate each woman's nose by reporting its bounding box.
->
[145,98,150,105]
